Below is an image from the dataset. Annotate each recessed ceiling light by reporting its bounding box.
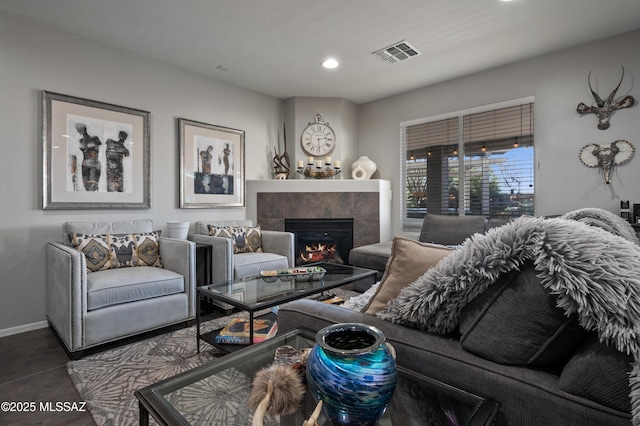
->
[322,58,339,69]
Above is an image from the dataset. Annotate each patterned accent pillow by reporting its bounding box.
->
[69,231,163,272]
[131,231,163,268]
[207,225,263,254]
[69,234,113,272]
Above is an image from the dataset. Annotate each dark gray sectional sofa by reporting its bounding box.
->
[278,299,631,425]
[349,214,509,276]
[279,212,635,425]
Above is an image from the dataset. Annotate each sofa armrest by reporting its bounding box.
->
[261,230,295,267]
[278,299,373,336]
[46,242,86,352]
[159,238,196,317]
[189,234,233,282]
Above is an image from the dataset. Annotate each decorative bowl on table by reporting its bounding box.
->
[260,266,326,283]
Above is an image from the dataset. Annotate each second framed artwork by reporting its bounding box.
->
[179,118,245,208]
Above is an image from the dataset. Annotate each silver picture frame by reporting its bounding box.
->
[42,91,150,210]
[179,118,245,208]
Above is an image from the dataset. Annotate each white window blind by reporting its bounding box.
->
[404,102,534,226]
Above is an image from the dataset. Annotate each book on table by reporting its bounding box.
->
[214,318,278,345]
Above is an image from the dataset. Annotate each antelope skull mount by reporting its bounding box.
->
[576,66,635,130]
[579,140,635,184]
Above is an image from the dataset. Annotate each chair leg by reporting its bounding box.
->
[69,350,84,360]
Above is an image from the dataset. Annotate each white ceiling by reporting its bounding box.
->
[3,0,640,104]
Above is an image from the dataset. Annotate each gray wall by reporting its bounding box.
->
[359,30,640,236]
[0,12,282,333]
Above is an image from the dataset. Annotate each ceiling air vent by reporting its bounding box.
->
[373,40,421,64]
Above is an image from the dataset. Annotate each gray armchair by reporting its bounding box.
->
[190,220,294,282]
[46,219,196,359]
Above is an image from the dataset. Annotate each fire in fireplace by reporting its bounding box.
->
[285,218,354,266]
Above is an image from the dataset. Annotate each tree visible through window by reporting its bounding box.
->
[403,101,534,226]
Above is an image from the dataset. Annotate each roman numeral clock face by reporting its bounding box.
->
[301,115,336,156]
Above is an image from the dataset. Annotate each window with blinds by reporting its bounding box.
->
[404,102,534,226]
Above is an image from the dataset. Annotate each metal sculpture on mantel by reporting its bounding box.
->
[273,122,290,179]
[579,139,635,184]
[576,66,635,130]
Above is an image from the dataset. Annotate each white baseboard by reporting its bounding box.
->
[0,321,48,338]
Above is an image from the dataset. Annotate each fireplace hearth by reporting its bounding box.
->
[285,218,353,266]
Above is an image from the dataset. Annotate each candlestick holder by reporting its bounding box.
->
[297,164,342,179]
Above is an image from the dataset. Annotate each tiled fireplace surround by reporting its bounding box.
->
[256,191,379,248]
[248,180,392,249]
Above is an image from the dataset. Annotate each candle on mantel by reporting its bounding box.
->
[334,160,341,169]
[307,156,314,165]
[297,160,304,168]
[316,160,323,168]
[325,156,331,165]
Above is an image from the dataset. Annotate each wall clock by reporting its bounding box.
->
[300,113,336,156]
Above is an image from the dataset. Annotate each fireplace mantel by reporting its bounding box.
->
[246,179,392,247]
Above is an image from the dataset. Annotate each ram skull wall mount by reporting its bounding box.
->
[576,66,635,130]
[579,140,635,184]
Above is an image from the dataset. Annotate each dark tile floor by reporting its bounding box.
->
[0,327,96,426]
[0,309,225,426]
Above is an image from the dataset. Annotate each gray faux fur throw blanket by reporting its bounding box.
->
[378,210,640,424]
[563,207,640,245]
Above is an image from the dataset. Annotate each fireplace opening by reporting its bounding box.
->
[285,218,353,266]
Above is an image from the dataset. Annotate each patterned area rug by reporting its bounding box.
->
[68,289,360,426]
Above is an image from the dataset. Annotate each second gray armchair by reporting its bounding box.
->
[191,220,294,283]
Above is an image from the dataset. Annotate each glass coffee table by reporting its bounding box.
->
[135,329,498,426]
[196,262,377,353]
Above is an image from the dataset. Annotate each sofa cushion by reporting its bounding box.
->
[418,214,486,245]
[458,261,589,365]
[86,266,184,310]
[195,220,253,236]
[62,219,154,243]
[208,225,263,254]
[560,335,632,412]
[233,252,289,279]
[364,237,454,315]
[486,217,512,230]
[348,241,393,272]
[69,231,163,272]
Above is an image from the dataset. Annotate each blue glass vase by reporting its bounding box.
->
[306,323,397,425]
